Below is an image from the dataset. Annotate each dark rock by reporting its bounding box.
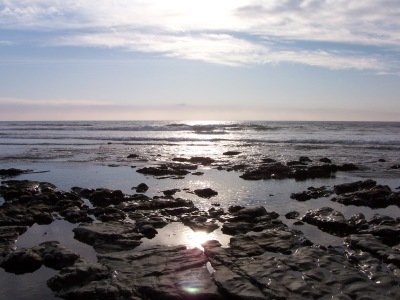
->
[162,189,180,197]
[38,241,80,270]
[223,151,241,156]
[173,157,215,165]
[338,163,359,171]
[0,168,32,178]
[182,216,219,233]
[137,224,157,239]
[228,205,244,213]
[285,211,300,219]
[137,164,192,177]
[222,208,281,235]
[334,179,376,195]
[302,207,356,236]
[91,207,125,222]
[291,186,333,201]
[194,188,218,198]
[208,207,224,218]
[320,157,332,163]
[1,248,42,274]
[73,222,142,253]
[261,158,276,163]
[0,225,27,261]
[286,160,307,166]
[290,191,311,201]
[60,206,92,223]
[390,164,400,169]
[88,188,125,207]
[231,206,269,221]
[240,162,291,180]
[293,221,304,225]
[135,183,148,193]
[127,154,139,158]
[332,184,399,208]
[191,171,204,176]
[188,156,215,165]
[47,261,113,296]
[345,234,400,267]
[229,229,312,256]
[299,156,312,163]
[378,158,386,162]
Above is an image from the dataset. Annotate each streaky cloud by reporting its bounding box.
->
[0,1,399,72]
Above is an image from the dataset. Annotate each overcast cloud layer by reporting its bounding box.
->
[1,0,399,72]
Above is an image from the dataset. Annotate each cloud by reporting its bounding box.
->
[0,1,399,71]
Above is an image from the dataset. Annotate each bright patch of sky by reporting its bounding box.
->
[0,0,399,120]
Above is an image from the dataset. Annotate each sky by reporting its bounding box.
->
[0,0,399,121]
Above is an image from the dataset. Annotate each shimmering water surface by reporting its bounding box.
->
[1,121,400,299]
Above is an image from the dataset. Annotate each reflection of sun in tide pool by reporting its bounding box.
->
[185,231,210,250]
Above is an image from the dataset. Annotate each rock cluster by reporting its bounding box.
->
[240,159,357,181]
[332,180,400,208]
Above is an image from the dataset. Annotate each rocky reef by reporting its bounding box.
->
[1,176,399,299]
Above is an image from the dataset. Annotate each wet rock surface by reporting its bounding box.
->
[1,176,400,299]
[332,180,400,208]
[1,241,79,274]
[136,163,196,177]
[194,188,218,198]
[291,185,333,201]
[0,168,33,178]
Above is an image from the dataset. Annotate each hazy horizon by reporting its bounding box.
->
[1,1,399,121]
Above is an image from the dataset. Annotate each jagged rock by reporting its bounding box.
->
[47,261,115,298]
[332,183,400,208]
[191,171,204,176]
[345,234,400,267]
[88,189,125,207]
[240,162,291,180]
[194,188,218,198]
[286,160,307,166]
[229,229,312,256]
[38,241,80,270]
[0,168,32,178]
[338,163,359,171]
[240,162,337,181]
[320,157,332,163]
[334,179,376,195]
[162,189,180,197]
[135,183,149,193]
[222,208,282,235]
[285,211,300,219]
[291,186,333,201]
[203,238,400,299]
[73,222,142,253]
[299,156,312,163]
[181,215,219,233]
[1,248,42,274]
[302,207,356,236]
[137,164,192,177]
[0,225,27,261]
[223,151,241,156]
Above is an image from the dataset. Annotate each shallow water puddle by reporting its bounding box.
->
[16,219,97,262]
[137,222,231,251]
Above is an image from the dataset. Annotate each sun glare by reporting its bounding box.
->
[185,231,210,250]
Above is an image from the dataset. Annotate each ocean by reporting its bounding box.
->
[1,121,400,299]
